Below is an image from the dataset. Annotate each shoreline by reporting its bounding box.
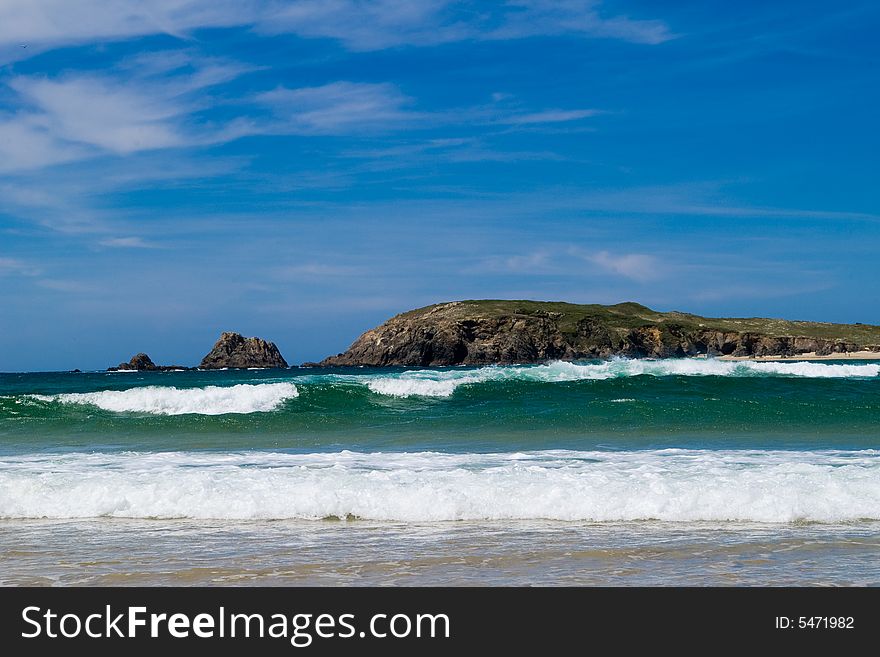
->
[713,351,880,362]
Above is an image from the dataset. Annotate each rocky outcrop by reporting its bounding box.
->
[320,301,880,366]
[107,353,189,371]
[199,332,288,369]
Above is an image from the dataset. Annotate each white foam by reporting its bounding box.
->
[332,359,880,398]
[352,362,591,398]
[1,449,879,523]
[31,383,299,415]
[366,378,459,398]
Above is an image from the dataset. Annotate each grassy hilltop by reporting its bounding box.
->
[413,300,880,344]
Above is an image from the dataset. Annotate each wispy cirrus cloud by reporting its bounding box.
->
[339,128,575,168]
[0,61,601,175]
[255,82,602,137]
[0,2,623,174]
[555,183,880,223]
[255,81,423,135]
[500,250,553,272]
[254,0,468,51]
[0,1,250,59]
[584,250,657,282]
[0,257,41,277]
[0,1,673,59]
[8,75,188,155]
[274,263,365,278]
[34,278,101,293]
[0,117,89,172]
[0,155,243,234]
[252,0,676,50]
[0,52,253,173]
[484,0,674,45]
[99,236,160,248]
[499,108,601,125]
[479,246,659,282]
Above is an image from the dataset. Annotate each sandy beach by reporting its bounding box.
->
[716,351,880,362]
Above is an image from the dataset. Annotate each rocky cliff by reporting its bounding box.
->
[200,332,288,369]
[319,300,880,366]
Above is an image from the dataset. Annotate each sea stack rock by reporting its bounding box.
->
[199,332,288,369]
[108,353,159,371]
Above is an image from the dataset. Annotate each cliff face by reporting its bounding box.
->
[200,332,288,369]
[320,301,880,366]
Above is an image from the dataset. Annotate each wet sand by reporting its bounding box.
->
[2,519,879,587]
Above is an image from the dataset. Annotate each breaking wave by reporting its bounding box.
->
[7,360,878,411]
[30,383,299,415]
[355,359,880,398]
[1,449,879,523]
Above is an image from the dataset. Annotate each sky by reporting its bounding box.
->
[1,0,879,371]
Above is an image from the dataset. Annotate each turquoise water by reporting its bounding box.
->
[1,359,879,584]
[3,360,879,454]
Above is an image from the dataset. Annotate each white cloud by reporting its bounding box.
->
[477,246,660,282]
[274,263,364,278]
[0,257,41,276]
[257,0,675,50]
[502,251,552,272]
[0,53,251,172]
[0,70,446,174]
[0,0,672,57]
[341,136,567,168]
[0,117,88,172]
[0,1,251,52]
[256,81,422,135]
[487,0,674,45]
[586,250,657,282]
[99,237,159,248]
[255,0,467,51]
[34,278,99,293]
[528,183,880,223]
[341,138,472,159]
[0,3,648,174]
[9,75,187,155]
[253,86,601,146]
[501,109,600,125]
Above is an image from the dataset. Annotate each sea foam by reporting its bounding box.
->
[352,359,880,397]
[1,449,879,523]
[32,383,299,415]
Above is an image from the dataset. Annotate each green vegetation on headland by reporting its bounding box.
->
[427,300,880,343]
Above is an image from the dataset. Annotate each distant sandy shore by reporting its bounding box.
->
[714,351,880,362]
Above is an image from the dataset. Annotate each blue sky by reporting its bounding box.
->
[1,1,878,370]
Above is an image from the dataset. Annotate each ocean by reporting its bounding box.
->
[1,359,879,586]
